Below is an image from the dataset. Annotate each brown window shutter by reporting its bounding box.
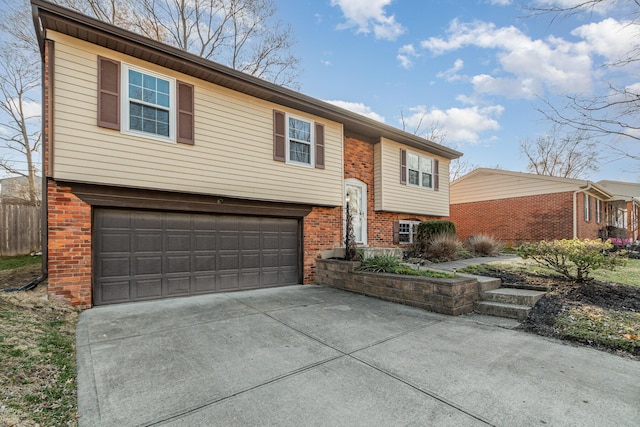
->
[433,159,440,191]
[177,81,194,145]
[315,122,325,169]
[393,221,400,244]
[273,110,286,162]
[97,56,120,130]
[400,149,407,184]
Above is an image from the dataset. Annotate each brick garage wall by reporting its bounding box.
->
[303,206,342,284]
[47,181,92,308]
[449,192,575,244]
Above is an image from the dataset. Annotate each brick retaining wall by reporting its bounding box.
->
[315,259,479,315]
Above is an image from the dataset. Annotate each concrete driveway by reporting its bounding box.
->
[76,285,639,426]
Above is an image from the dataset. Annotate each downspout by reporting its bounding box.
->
[3,7,48,293]
[573,183,592,239]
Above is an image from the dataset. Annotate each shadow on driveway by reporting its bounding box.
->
[76,285,639,426]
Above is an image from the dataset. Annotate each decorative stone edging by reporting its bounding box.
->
[315,259,479,316]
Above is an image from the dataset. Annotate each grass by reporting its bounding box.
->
[0,285,78,426]
[0,254,41,271]
[554,306,639,355]
[467,257,640,287]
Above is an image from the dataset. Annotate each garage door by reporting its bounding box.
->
[93,209,300,305]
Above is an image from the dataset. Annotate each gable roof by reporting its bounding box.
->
[451,168,612,205]
[598,180,640,201]
[31,0,462,160]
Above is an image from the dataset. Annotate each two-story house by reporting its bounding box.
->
[32,0,461,308]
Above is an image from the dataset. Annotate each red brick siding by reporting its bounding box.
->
[47,181,92,308]
[302,206,342,283]
[450,191,603,245]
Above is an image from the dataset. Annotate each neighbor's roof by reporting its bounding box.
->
[452,168,613,201]
[31,0,462,160]
[598,180,640,201]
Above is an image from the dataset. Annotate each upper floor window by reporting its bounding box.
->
[123,65,175,141]
[407,152,433,188]
[287,115,314,166]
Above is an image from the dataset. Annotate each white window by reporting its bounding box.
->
[596,199,603,223]
[407,152,433,188]
[584,193,590,221]
[287,115,314,166]
[122,65,176,142]
[399,220,421,244]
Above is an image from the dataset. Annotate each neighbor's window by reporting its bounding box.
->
[596,199,603,223]
[123,65,175,141]
[407,152,433,188]
[399,220,421,244]
[287,116,313,165]
[583,194,590,221]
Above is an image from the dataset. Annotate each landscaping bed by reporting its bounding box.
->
[461,259,640,359]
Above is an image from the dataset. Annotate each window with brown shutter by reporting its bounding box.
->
[315,123,325,169]
[97,56,120,130]
[273,110,286,161]
[177,81,194,145]
[393,221,400,244]
[434,159,440,191]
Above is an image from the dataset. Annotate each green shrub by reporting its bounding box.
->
[357,256,454,278]
[425,233,462,261]
[517,239,627,282]
[417,220,456,242]
[357,254,402,273]
[466,234,503,256]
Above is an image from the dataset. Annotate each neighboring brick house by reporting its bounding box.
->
[598,180,640,242]
[32,0,461,308]
[449,169,612,246]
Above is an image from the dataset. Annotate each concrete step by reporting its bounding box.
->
[474,301,532,321]
[458,273,501,291]
[480,288,545,306]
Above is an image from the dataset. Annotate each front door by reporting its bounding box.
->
[345,179,367,244]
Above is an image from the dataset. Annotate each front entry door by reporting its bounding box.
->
[345,179,367,244]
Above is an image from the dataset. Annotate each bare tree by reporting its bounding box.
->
[526,1,640,172]
[0,1,41,206]
[55,0,300,88]
[400,108,477,181]
[520,124,599,179]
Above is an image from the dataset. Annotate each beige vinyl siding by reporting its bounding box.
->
[49,32,344,206]
[374,138,450,216]
[451,170,589,205]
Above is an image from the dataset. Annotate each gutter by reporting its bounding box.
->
[573,182,592,239]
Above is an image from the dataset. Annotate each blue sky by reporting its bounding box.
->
[276,0,640,182]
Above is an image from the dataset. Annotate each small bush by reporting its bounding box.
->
[358,254,401,273]
[417,220,456,242]
[425,233,462,261]
[517,239,627,282]
[357,256,454,278]
[466,234,503,257]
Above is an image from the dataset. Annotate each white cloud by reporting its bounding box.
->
[489,0,511,5]
[437,58,464,81]
[571,18,640,62]
[423,19,594,97]
[7,99,41,118]
[397,44,418,69]
[324,100,386,122]
[399,104,504,144]
[330,0,405,41]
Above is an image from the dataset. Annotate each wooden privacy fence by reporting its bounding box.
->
[0,204,42,256]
